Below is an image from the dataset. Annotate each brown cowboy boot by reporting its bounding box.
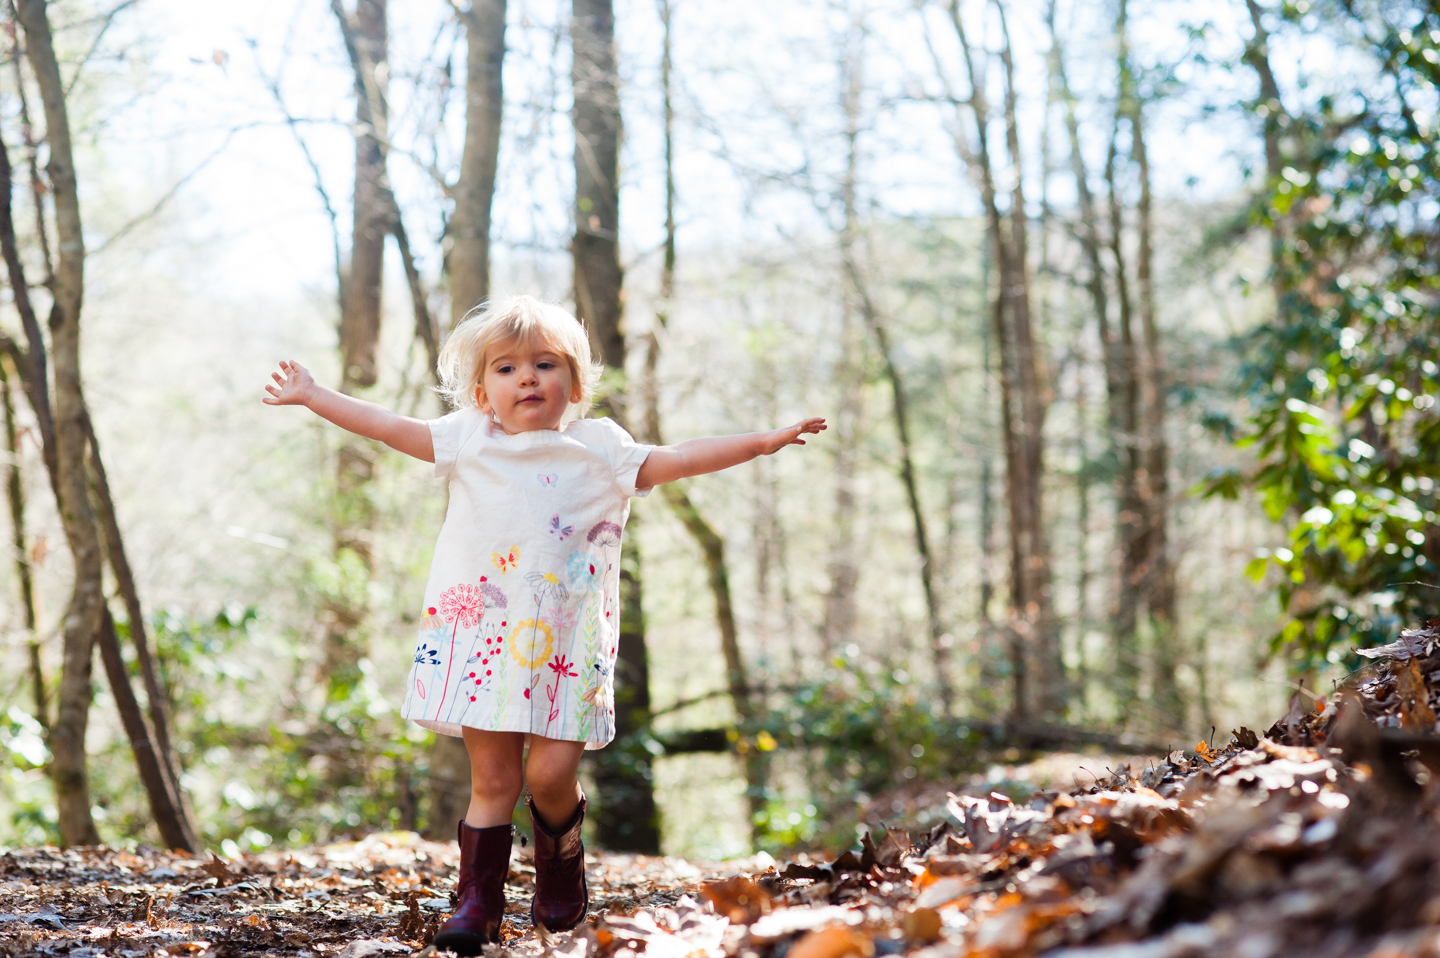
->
[433,821,513,955]
[527,794,589,934]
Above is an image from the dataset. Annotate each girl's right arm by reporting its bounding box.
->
[263,360,435,462]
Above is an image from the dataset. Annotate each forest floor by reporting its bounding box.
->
[7,627,1440,958]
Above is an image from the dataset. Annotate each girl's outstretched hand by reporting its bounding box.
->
[263,360,315,406]
[760,417,827,455]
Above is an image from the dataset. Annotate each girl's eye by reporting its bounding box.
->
[538,361,555,370]
[497,365,514,373]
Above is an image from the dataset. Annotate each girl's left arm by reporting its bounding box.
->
[635,418,826,489]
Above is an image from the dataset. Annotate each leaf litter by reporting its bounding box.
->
[10,625,1440,957]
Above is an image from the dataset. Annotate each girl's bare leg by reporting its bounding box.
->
[461,728,526,827]
[523,736,587,827]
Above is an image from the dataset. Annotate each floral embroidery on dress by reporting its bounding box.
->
[508,618,555,669]
[586,521,622,549]
[565,550,602,590]
[399,412,651,747]
[432,586,487,719]
[543,653,579,734]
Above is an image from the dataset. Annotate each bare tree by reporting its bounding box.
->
[930,0,1060,718]
[0,353,42,735]
[835,7,954,712]
[1103,100,1145,708]
[428,0,509,837]
[572,0,660,854]
[819,20,864,663]
[14,0,106,846]
[1124,17,1179,724]
[322,0,389,707]
[446,0,506,327]
[9,0,197,850]
[640,0,769,845]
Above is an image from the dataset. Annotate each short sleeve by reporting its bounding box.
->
[429,408,483,479]
[586,417,656,498]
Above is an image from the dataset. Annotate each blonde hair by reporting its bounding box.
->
[437,295,602,414]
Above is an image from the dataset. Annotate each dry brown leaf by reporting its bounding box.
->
[1397,657,1438,731]
[901,908,942,944]
[787,926,874,958]
[699,875,771,924]
[915,876,976,909]
[200,854,237,886]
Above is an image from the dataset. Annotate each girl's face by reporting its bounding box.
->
[477,336,581,434]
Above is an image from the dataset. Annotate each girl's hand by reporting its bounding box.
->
[759,417,827,455]
[261,359,434,461]
[263,360,316,407]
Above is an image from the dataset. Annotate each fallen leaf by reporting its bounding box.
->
[700,876,771,924]
[787,926,874,958]
[1396,657,1438,731]
[335,940,409,958]
[901,908,942,943]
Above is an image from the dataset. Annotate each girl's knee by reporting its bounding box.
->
[463,731,525,792]
[467,753,524,799]
[524,759,579,802]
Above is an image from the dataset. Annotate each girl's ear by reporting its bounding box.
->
[475,383,490,413]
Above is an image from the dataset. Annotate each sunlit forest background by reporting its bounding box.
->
[0,0,1436,860]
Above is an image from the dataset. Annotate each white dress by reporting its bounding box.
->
[399,410,653,748]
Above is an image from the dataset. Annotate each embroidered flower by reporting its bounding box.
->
[586,520,622,549]
[565,550,602,590]
[547,655,578,678]
[583,683,612,711]
[525,571,569,605]
[477,581,508,609]
[507,618,555,669]
[551,604,579,633]
[438,584,485,629]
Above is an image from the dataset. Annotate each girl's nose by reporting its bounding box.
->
[519,367,539,386]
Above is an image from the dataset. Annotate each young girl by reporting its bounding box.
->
[264,295,824,953]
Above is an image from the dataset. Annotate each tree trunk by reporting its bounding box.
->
[16,0,103,847]
[994,2,1060,717]
[1104,118,1144,710]
[0,53,198,849]
[1051,1,1144,715]
[1128,61,1180,726]
[86,418,199,849]
[429,0,508,836]
[93,607,196,851]
[976,237,1002,710]
[820,22,864,661]
[0,127,54,494]
[1243,0,1285,187]
[572,0,624,377]
[643,0,768,847]
[940,0,1056,718]
[572,0,659,853]
[820,327,861,659]
[835,17,953,711]
[326,0,389,705]
[0,354,44,734]
[336,0,388,394]
[447,0,506,327]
